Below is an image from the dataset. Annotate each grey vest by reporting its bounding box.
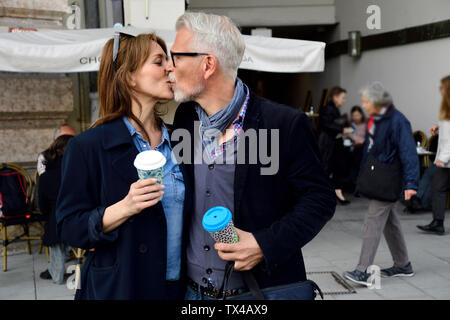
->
[186,125,244,290]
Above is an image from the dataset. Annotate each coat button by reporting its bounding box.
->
[206,268,212,275]
[202,277,208,284]
[204,245,210,251]
[206,190,211,197]
[139,244,148,254]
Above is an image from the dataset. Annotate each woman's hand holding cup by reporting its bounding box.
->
[123,178,165,217]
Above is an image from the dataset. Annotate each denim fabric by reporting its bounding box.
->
[122,117,185,280]
[48,243,68,284]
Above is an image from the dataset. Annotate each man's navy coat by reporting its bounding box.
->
[173,91,336,289]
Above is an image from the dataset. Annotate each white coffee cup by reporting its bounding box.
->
[133,150,166,184]
[343,139,352,147]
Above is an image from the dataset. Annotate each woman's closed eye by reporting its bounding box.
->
[155,56,168,66]
[153,53,168,66]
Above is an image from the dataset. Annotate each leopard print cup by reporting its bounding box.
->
[209,220,239,244]
[202,206,239,244]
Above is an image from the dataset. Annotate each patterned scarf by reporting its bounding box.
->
[195,78,248,161]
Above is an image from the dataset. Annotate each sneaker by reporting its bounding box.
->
[381,262,415,278]
[343,269,371,287]
[40,269,52,280]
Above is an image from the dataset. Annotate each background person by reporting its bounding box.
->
[417,75,450,235]
[344,82,419,286]
[37,124,76,176]
[346,106,367,187]
[39,134,74,284]
[318,86,353,204]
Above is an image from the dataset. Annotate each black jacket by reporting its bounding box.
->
[319,102,346,138]
[172,91,336,289]
[318,102,347,172]
[38,157,62,246]
[56,118,193,299]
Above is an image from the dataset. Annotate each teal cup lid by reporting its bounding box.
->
[202,207,232,232]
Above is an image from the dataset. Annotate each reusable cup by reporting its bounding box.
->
[202,206,239,243]
[133,150,166,199]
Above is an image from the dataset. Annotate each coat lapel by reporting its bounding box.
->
[234,92,260,221]
[102,118,139,186]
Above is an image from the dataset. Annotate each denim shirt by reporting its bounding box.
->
[122,117,185,280]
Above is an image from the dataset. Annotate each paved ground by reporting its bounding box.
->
[0,196,449,300]
[303,196,450,300]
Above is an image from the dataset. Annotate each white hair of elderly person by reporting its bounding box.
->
[360,81,393,108]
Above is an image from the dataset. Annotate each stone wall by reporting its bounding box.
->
[0,74,74,163]
[0,0,69,29]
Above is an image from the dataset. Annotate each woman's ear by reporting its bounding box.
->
[127,72,137,88]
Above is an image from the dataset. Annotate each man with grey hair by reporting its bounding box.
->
[167,12,335,300]
[344,82,419,286]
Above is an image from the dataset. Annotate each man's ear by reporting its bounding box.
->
[203,55,218,80]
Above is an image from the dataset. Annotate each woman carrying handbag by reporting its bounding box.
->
[417,75,450,235]
[344,82,420,287]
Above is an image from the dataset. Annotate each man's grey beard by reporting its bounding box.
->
[168,73,205,103]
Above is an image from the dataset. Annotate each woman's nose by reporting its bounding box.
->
[165,59,174,72]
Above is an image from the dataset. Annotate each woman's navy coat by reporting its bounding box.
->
[360,105,419,191]
[55,118,192,300]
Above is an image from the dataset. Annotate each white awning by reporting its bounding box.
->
[0,27,325,73]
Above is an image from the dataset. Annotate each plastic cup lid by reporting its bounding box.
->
[134,150,166,171]
[202,206,232,232]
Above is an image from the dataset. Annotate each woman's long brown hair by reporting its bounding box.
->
[440,75,450,120]
[91,33,168,142]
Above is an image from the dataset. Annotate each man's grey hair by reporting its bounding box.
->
[360,81,393,107]
[176,12,245,80]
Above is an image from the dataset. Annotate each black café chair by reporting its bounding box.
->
[424,135,439,168]
[413,130,427,147]
[414,131,427,175]
[0,163,46,271]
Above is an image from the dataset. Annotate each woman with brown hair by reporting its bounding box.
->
[39,134,74,284]
[56,31,191,299]
[318,86,353,204]
[417,75,450,235]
